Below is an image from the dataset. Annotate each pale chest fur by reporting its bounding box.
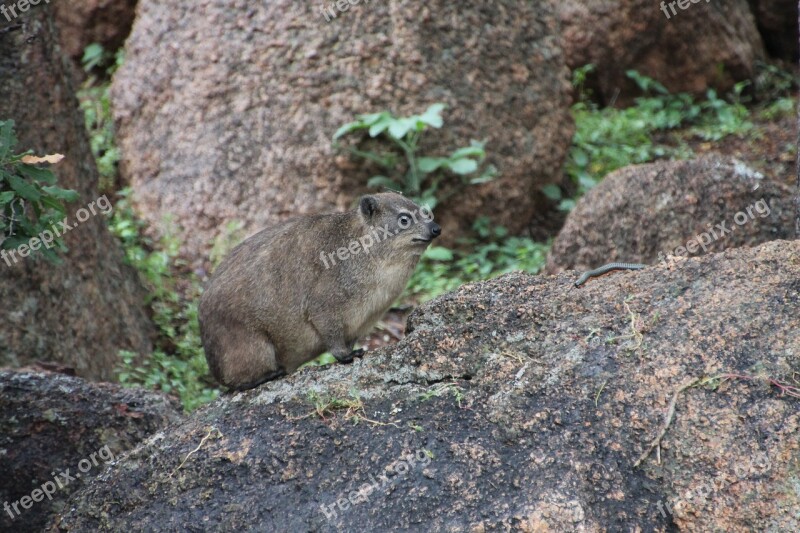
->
[344,258,416,339]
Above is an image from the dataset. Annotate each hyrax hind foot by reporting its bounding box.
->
[334,348,365,365]
[229,367,287,392]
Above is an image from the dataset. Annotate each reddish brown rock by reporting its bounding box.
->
[111,0,573,263]
[54,0,137,65]
[546,155,795,274]
[558,0,766,104]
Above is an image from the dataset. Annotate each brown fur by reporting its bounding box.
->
[199,193,441,390]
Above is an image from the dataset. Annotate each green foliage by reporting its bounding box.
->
[110,189,219,412]
[78,45,124,193]
[759,96,796,121]
[209,219,246,268]
[0,120,79,262]
[333,103,496,208]
[77,45,218,412]
[752,60,799,102]
[551,67,755,211]
[404,217,549,301]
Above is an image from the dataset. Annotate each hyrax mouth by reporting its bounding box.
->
[412,237,433,243]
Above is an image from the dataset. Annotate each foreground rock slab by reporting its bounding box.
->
[57,240,799,531]
[0,371,182,532]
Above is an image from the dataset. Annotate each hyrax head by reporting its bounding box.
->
[358,192,441,255]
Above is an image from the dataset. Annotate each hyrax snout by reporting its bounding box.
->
[199,192,441,390]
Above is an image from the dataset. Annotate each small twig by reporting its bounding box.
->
[635,372,800,468]
[634,377,700,468]
[170,427,223,476]
[594,380,608,407]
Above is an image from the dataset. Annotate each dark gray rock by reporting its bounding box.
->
[56,240,800,531]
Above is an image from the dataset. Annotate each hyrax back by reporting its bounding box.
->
[199,193,441,390]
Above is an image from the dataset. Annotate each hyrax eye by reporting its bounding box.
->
[398,214,412,228]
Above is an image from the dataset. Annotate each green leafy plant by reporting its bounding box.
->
[78,44,125,193]
[0,120,79,262]
[111,188,219,412]
[333,103,496,208]
[547,67,755,211]
[78,45,217,412]
[404,217,549,301]
[752,60,799,102]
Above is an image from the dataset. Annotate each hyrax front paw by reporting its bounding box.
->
[334,348,365,365]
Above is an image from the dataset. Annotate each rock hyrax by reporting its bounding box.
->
[199,193,441,390]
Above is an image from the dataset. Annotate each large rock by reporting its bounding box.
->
[558,0,766,104]
[111,0,573,263]
[54,0,138,66]
[0,370,182,533]
[56,240,800,531]
[546,155,795,274]
[0,6,154,379]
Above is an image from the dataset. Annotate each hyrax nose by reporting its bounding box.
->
[430,223,442,238]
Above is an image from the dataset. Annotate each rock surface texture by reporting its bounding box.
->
[54,0,138,67]
[546,155,795,274]
[56,240,799,531]
[0,371,182,533]
[111,0,573,261]
[0,7,154,379]
[558,0,766,104]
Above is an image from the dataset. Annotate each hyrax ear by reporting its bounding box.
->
[359,195,379,219]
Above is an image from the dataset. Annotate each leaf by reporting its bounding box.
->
[7,175,41,202]
[418,157,446,174]
[577,175,597,190]
[571,148,589,168]
[18,164,56,185]
[0,120,16,161]
[41,195,67,216]
[541,184,562,201]
[20,153,65,165]
[42,186,79,203]
[38,245,64,264]
[418,103,445,128]
[333,121,366,140]
[446,158,478,175]
[368,116,393,137]
[366,176,402,190]
[358,112,391,127]
[450,144,485,160]
[424,246,454,261]
[558,199,576,212]
[388,117,417,139]
[82,43,106,72]
[0,191,15,205]
[470,164,498,184]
